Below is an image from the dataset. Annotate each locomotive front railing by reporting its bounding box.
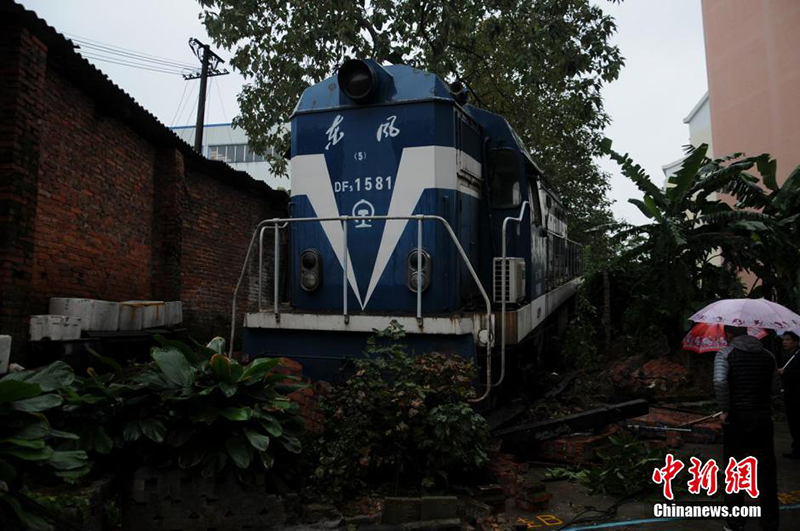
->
[232,214,496,402]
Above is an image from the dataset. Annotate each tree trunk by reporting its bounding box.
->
[602,269,612,356]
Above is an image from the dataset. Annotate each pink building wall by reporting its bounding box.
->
[702,0,800,185]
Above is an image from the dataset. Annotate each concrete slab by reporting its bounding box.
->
[0,335,10,372]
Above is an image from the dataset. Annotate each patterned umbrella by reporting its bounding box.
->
[682,322,767,353]
[689,298,800,330]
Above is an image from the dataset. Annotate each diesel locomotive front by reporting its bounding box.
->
[237,60,583,393]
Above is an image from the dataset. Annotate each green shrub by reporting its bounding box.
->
[55,337,305,480]
[0,362,89,530]
[562,288,599,367]
[313,322,489,498]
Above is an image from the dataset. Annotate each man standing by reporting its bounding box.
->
[714,325,779,531]
[779,331,800,459]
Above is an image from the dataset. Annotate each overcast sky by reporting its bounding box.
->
[19,0,708,225]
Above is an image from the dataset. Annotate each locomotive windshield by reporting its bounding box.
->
[489,149,522,208]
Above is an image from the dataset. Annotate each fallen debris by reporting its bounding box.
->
[626,407,722,444]
[543,370,580,400]
[608,356,690,396]
[488,454,552,512]
[493,399,649,457]
[534,425,619,463]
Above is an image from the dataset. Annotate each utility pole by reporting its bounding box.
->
[185,38,228,153]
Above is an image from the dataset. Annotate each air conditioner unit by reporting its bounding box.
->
[493,257,526,303]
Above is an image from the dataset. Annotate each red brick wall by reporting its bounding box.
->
[180,167,282,343]
[32,67,156,309]
[0,25,47,357]
[0,17,286,361]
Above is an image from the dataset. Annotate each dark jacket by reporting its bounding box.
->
[783,347,800,397]
[714,335,779,413]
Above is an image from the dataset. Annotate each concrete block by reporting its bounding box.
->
[119,301,165,331]
[0,335,10,373]
[63,317,81,339]
[49,298,93,330]
[164,301,183,326]
[49,298,120,331]
[382,497,421,524]
[421,496,459,521]
[30,315,81,341]
[91,301,120,331]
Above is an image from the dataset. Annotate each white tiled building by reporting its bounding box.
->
[662,92,713,180]
[170,123,287,190]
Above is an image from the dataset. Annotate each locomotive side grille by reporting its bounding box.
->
[493,257,526,303]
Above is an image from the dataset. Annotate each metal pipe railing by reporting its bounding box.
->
[416,217,423,326]
[258,227,266,312]
[342,218,349,324]
[497,201,529,388]
[231,214,495,402]
[273,223,280,320]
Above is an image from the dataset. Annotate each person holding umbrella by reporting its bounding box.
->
[692,298,800,531]
[713,325,780,531]
[778,330,800,459]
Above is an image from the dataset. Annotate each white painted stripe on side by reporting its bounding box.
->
[245,311,474,336]
[289,147,482,199]
[289,155,363,308]
[502,278,582,344]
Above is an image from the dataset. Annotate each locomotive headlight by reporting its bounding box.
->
[407,249,431,293]
[301,272,319,291]
[299,249,322,292]
[338,59,379,102]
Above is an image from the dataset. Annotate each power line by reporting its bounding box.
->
[180,81,201,128]
[79,53,189,75]
[74,40,199,71]
[170,77,192,126]
[79,52,184,73]
[213,76,236,145]
[66,33,200,70]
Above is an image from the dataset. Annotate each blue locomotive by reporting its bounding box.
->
[239,60,582,394]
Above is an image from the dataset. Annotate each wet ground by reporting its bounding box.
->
[511,421,800,530]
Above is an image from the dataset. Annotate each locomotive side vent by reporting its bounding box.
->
[493,257,526,303]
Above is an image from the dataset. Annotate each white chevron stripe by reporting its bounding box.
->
[362,146,438,308]
[290,155,363,309]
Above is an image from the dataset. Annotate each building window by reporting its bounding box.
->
[208,144,275,164]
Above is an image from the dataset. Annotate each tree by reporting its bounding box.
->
[601,139,800,349]
[198,0,624,241]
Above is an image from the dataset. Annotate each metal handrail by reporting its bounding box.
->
[497,201,529,388]
[231,214,496,403]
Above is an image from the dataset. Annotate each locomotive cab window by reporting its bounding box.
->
[525,160,543,226]
[489,149,521,208]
